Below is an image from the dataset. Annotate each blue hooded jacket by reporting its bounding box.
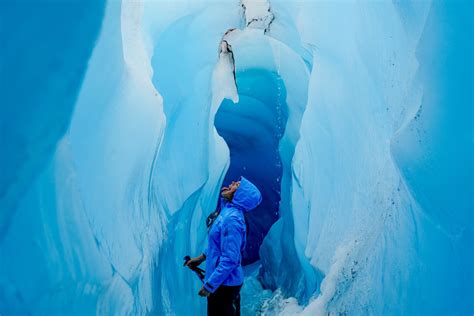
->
[203,176,262,293]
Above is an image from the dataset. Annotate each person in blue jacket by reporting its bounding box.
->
[186,176,262,316]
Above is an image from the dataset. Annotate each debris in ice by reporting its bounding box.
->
[260,290,303,316]
[212,39,239,104]
[241,0,274,32]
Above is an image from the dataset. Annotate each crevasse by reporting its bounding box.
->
[0,0,472,315]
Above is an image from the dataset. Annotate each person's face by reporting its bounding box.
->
[221,180,240,200]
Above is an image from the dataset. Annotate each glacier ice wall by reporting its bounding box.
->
[0,0,105,239]
[260,1,473,315]
[0,0,107,313]
[1,1,164,314]
[0,0,472,315]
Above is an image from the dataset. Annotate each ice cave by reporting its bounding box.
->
[0,0,473,315]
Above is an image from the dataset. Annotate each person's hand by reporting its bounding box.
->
[185,254,205,269]
[198,286,211,297]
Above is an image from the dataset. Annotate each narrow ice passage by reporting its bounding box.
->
[215,68,288,264]
[0,0,472,315]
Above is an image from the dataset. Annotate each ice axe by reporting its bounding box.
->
[183,255,205,283]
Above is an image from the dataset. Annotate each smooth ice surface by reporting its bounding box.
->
[1,1,164,314]
[0,0,472,315]
[0,0,105,239]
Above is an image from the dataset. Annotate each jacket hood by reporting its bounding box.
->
[232,176,262,212]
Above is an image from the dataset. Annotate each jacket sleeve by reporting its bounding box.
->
[203,217,242,293]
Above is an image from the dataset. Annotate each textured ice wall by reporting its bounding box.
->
[0,0,106,313]
[259,1,473,315]
[1,0,164,314]
[0,0,105,239]
[67,1,165,314]
[391,1,473,313]
[0,1,242,314]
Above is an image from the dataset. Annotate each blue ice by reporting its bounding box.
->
[0,0,472,315]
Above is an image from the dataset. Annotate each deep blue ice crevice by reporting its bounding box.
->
[215,68,287,264]
[222,28,319,301]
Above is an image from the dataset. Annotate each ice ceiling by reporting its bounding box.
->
[0,0,472,315]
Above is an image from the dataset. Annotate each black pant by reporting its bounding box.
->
[207,284,242,316]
